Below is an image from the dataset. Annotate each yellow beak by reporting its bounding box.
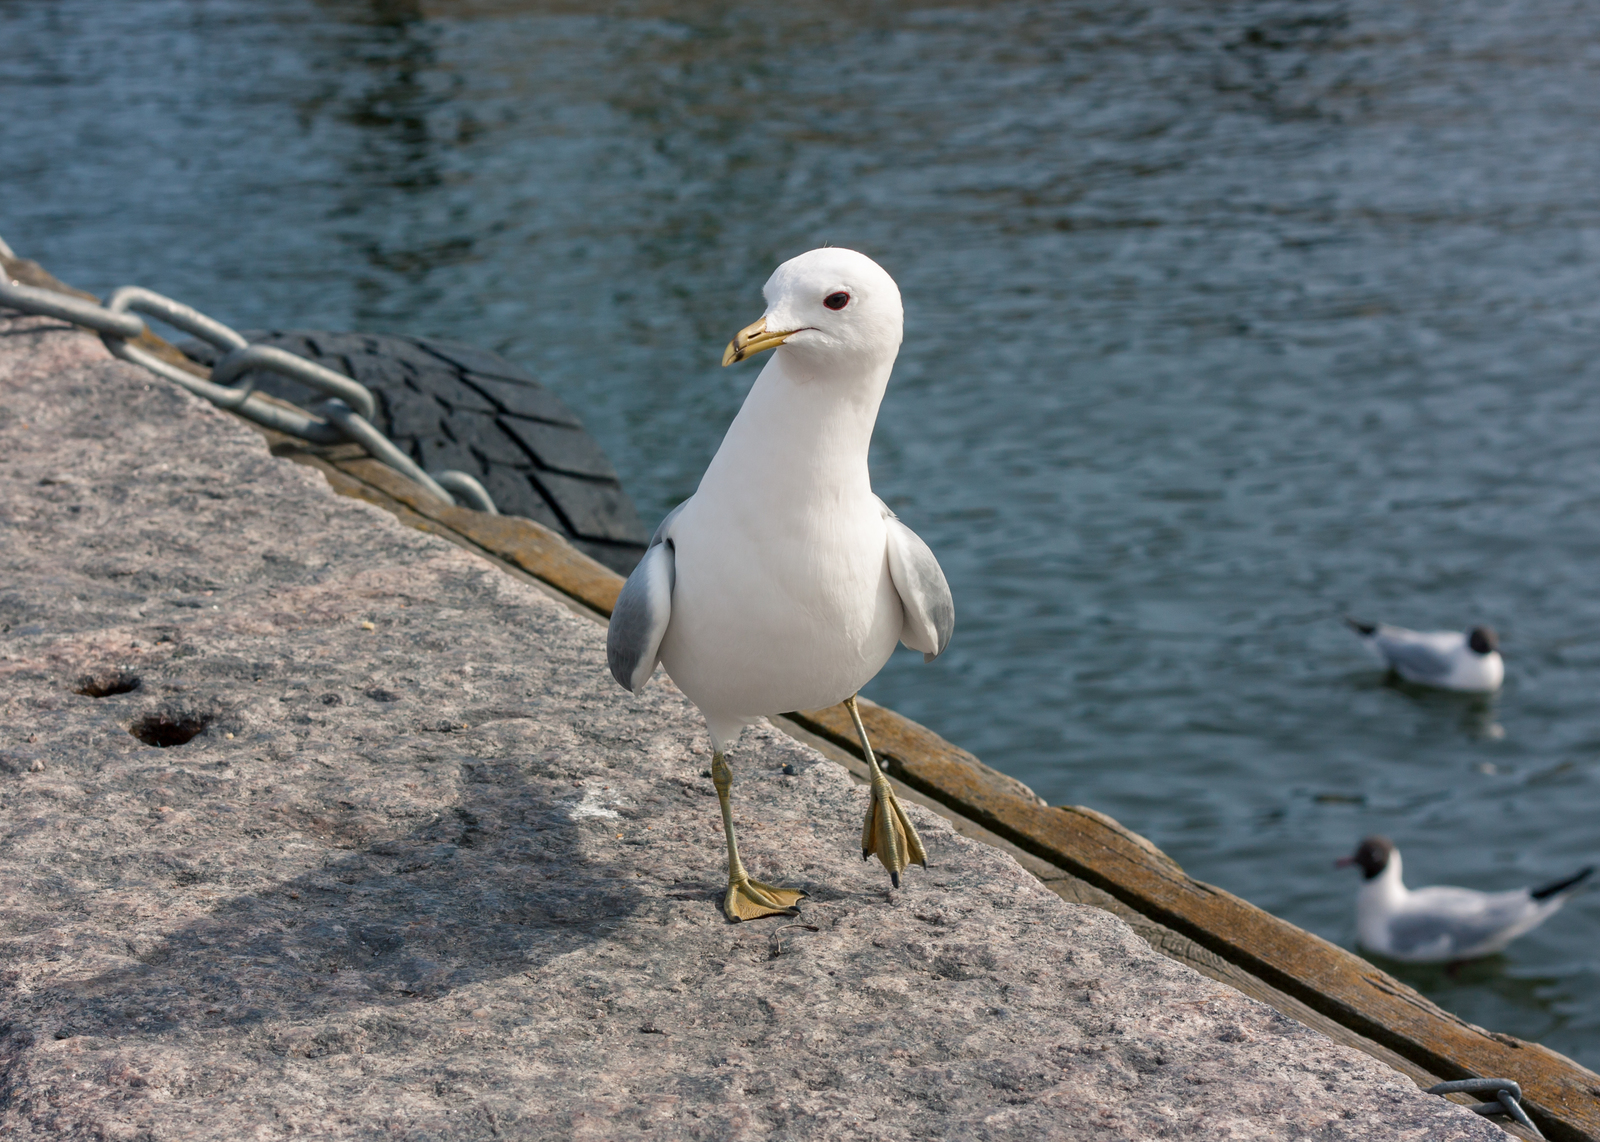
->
[722,317,797,366]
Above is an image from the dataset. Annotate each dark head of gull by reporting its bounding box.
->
[1469,626,1498,655]
[1337,835,1394,880]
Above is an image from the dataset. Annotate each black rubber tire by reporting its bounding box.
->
[179,331,648,575]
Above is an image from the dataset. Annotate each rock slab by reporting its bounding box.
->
[0,315,1501,1140]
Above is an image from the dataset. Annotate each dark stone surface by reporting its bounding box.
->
[461,374,584,428]
[531,469,651,544]
[376,383,449,441]
[470,419,543,469]
[416,434,485,482]
[477,468,566,535]
[498,416,622,481]
[414,337,539,386]
[408,370,498,417]
[0,316,1501,1140]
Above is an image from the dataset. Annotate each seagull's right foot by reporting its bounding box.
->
[710,748,805,922]
[724,875,806,922]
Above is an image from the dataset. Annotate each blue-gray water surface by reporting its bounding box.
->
[6,0,1600,1066]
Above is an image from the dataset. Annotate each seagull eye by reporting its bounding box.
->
[823,291,850,311]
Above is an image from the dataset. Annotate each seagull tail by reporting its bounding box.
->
[1530,866,1595,902]
[1344,616,1378,637]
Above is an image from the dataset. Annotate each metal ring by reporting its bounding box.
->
[105,336,257,411]
[0,278,146,339]
[105,286,248,354]
[1496,1090,1543,1136]
[105,338,343,444]
[1427,1079,1543,1139]
[1428,1079,1523,1100]
[432,470,499,514]
[211,344,376,422]
[104,287,259,407]
[321,401,452,504]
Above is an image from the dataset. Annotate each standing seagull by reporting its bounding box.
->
[1339,836,1593,962]
[607,248,954,922]
[1345,618,1503,693]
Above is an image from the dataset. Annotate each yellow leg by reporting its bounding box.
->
[845,694,927,887]
[712,750,805,922]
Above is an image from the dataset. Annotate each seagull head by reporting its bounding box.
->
[722,247,903,380]
[1336,835,1395,880]
[1468,626,1498,655]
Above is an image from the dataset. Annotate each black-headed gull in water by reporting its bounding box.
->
[1339,835,1592,963]
[606,248,954,922]
[1345,618,1503,693]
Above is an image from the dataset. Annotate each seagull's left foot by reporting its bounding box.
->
[861,778,927,888]
[725,875,806,922]
[844,693,928,888]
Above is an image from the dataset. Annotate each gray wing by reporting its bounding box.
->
[606,505,684,692]
[1387,891,1534,959]
[1375,635,1454,683]
[880,501,954,662]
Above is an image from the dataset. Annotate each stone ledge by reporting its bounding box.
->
[0,315,1503,1139]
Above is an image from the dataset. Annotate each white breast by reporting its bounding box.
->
[659,491,902,726]
[1445,651,1504,692]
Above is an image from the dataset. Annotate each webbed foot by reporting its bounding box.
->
[861,779,927,887]
[724,876,806,922]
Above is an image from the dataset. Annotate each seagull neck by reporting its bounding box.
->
[1362,856,1407,905]
[712,355,889,493]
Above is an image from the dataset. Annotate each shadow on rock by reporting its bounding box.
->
[48,755,648,1043]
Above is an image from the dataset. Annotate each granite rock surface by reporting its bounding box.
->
[0,315,1501,1140]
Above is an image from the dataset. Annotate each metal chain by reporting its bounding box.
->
[1428,1079,1544,1139]
[0,242,498,516]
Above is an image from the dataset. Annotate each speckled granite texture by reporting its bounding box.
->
[0,315,1500,1140]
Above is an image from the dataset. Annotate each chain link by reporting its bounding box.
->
[0,241,496,514]
[1428,1078,1544,1139]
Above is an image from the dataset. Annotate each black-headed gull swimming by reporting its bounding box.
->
[606,248,953,922]
[1339,835,1592,963]
[1345,618,1503,693]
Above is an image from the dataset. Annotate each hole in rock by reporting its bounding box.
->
[129,713,210,748]
[75,672,142,698]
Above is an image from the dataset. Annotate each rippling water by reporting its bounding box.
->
[7,0,1600,1065]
